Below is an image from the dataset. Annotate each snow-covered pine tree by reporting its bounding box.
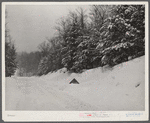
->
[61,11,82,72]
[5,11,17,77]
[82,5,115,68]
[100,5,145,66]
[5,37,17,77]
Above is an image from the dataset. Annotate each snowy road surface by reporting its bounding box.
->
[5,56,145,111]
[5,77,99,110]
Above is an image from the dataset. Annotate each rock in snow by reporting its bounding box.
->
[69,78,79,84]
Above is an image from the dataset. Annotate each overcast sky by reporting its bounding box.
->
[6,5,90,53]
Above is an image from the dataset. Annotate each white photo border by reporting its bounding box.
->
[2,2,149,121]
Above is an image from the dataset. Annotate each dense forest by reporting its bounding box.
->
[6,5,145,77]
[16,52,41,76]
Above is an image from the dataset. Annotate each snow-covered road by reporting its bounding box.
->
[5,56,145,111]
[5,77,99,111]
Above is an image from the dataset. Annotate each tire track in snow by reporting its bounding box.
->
[9,77,99,110]
[35,78,99,111]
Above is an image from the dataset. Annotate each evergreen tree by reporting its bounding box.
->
[100,5,145,66]
[61,11,82,71]
[5,35,17,77]
[5,11,17,77]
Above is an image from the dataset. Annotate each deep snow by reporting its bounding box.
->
[5,56,145,111]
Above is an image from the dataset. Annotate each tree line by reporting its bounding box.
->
[37,5,145,75]
[6,5,145,77]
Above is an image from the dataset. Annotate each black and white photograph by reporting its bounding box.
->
[2,2,149,121]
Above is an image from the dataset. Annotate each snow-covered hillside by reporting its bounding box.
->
[5,56,145,111]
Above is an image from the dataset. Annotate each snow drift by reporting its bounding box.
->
[5,56,145,111]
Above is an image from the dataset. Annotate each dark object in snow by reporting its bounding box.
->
[69,78,79,84]
[135,83,140,88]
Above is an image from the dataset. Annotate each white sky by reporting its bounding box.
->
[6,5,90,53]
